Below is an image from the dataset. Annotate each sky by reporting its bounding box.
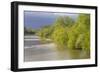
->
[24,11,79,29]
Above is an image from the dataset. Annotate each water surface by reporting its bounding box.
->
[24,35,90,62]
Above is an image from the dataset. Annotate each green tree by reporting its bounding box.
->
[51,27,68,50]
[67,14,90,51]
[51,16,73,49]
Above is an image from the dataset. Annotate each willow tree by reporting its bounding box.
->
[67,14,90,51]
[51,16,74,50]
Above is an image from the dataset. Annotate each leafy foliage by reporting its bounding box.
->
[67,14,90,50]
[36,14,90,54]
[51,27,68,49]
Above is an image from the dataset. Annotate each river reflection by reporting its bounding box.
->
[55,48,90,60]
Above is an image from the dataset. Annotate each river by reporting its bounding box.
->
[24,35,90,62]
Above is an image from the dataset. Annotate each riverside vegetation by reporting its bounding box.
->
[25,14,90,59]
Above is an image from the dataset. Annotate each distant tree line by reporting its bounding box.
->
[24,27,36,35]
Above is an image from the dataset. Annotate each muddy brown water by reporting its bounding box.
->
[24,35,90,62]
